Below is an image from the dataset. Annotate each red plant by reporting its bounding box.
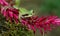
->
[20,16,38,33]
[0,0,19,24]
[1,7,19,23]
[20,16,60,34]
[0,0,9,6]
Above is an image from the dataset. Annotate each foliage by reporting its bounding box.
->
[40,0,60,16]
[0,22,34,36]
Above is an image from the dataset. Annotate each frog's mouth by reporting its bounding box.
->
[22,14,29,16]
[21,14,33,18]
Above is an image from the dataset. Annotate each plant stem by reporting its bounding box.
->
[43,30,45,36]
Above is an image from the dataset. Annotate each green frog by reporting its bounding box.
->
[14,0,35,19]
[19,8,34,19]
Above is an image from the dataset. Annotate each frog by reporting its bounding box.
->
[19,8,34,19]
[13,0,35,19]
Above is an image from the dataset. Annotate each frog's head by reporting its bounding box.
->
[19,8,34,19]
